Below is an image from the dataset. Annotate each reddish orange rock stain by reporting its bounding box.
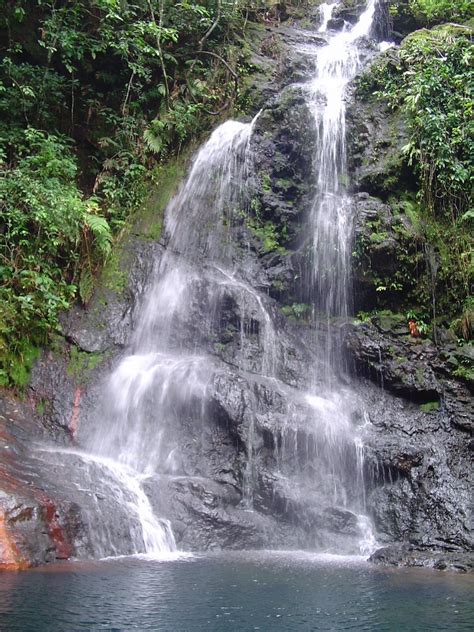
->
[39,495,72,560]
[69,387,82,437]
[0,510,29,571]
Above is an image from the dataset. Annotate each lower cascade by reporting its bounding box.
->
[3,0,472,573]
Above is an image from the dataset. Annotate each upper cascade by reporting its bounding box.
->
[308,0,380,371]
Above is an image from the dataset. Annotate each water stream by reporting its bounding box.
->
[309,0,377,367]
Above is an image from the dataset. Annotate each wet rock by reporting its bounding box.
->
[61,239,163,353]
[333,2,366,26]
[344,320,443,401]
[346,86,413,198]
[350,194,424,312]
[0,401,88,566]
[372,0,392,41]
[370,545,474,573]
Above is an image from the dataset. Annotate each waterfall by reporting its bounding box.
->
[292,0,381,550]
[71,116,265,556]
[38,1,384,560]
[310,0,378,367]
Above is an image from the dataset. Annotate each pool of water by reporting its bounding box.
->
[0,551,472,631]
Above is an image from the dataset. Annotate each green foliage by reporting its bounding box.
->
[408,0,474,25]
[282,303,312,320]
[451,297,473,341]
[247,216,287,254]
[354,311,373,324]
[362,24,473,331]
[144,102,202,157]
[67,346,105,383]
[0,342,40,389]
[372,27,473,222]
[0,0,279,385]
[0,129,114,385]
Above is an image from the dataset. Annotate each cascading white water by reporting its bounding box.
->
[41,1,384,560]
[318,2,338,33]
[73,115,271,556]
[35,447,176,557]
[310,0,377,326]
[305,0,380,550]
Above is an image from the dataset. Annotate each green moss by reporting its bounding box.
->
[275,178,292,191]
[377,310,406,330]
[133,157,187,241]
[0,343,40,389]
[420,401,440,413]
[67,346,106,383]
[36,399,46,415]
[97,151,189,299]
[101,250,127,294]
[396,355,408,365]
[391,197,422,233]
[415,367,425,383]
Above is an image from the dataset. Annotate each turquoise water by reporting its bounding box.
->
[0,552,472,631]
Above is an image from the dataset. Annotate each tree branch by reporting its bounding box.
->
[198,0,222,51]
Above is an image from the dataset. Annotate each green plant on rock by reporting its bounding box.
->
[247,217,287,254]
[0,129,112,386]
[362,24,473,334]
[67,346,105,383]
[408,0,474,25]
[420,400,440,413]
[282,303,311,320]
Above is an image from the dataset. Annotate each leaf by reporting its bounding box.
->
[143,128,164,155]
[79,267,94,305]
[84,212,112,256]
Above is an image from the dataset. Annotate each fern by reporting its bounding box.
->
[79,267,94,305]
[144,127,164,155]
[84,212,113,256]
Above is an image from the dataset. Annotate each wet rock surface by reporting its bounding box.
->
[343,321,473,567]
[0,395,86,568]
[369,545,474,574]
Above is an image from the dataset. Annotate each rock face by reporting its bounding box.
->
[0,395,86,569]
[344,320,473,563]
[0,1,472,571]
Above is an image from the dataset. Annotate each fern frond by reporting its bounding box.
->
[143,128,164,155]
[84,212,112,256]
[79,267,94,305]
